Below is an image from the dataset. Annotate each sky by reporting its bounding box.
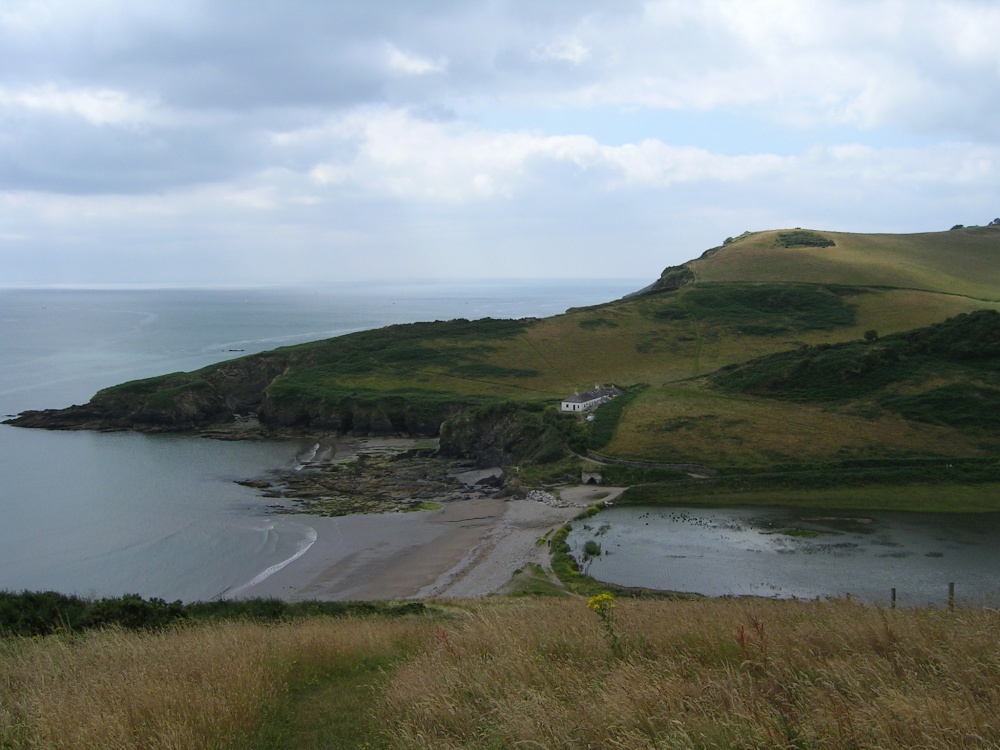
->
[2,0,999,286]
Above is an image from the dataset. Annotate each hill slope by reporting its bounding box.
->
[605,310,1000,468]
[682,226,1000,300]
[9,226,1000,477]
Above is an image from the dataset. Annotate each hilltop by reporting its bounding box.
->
[8,224,1000,504]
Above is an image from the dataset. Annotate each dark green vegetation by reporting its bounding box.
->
[712,309,1000,416]
[643,282,859,335]
[775,229,836,248]
[587,384,645,450]
[439,401,588,466]
[0,590,425,637]
[8,225,1000,511]
[616,457,1000,511]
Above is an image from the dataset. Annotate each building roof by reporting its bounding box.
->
[562,385,622,403]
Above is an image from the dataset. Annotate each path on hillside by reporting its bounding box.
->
[582,450,719,479]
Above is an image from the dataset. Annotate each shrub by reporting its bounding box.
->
[775,230,835,248]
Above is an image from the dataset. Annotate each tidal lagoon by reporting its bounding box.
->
[568,506,1000,606]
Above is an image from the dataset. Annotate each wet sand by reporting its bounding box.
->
[237,485,625,601]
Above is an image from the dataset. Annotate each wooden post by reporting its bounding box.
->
[948,582,955,610]
[891,588,896,609]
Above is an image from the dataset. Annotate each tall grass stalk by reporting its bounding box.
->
[381,598,1000,749]
[0,617,433,750]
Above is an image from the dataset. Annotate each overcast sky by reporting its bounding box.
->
[2,0,999,286]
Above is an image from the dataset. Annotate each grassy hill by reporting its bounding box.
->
[256,226,1000,415]
[606,310,1000,465]
[686,226,1000,300]
[10,225,1000,506]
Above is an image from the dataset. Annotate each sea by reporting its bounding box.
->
[0,280,643,601]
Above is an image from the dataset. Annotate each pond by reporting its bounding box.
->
[567,506,1000,607]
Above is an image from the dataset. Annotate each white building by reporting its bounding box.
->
[560,385,622,413]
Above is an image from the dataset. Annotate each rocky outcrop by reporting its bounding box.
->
[257,393,460,436]
[6,354,289,432]
[646,264,695,294]
[243,451,502,517]
[438,403,570,467]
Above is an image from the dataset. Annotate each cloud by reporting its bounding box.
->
[0,85,156,126]
[534,36,590,65]
[385,44,447,76]
[2,0,1000,285]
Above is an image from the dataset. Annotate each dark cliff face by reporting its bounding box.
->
[438,404,571,468]
[6,354,287,432]
[257,394,458,437]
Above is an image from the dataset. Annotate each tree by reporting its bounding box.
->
[864,330,879,343]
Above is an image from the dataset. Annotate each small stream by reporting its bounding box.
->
[567,506,1000,607]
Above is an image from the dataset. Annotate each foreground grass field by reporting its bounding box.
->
[3,598,999,749]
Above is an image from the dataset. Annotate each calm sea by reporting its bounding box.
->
[0,280,643,601]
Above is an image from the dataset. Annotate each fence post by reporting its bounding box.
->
[891,588,896,609]
[948,582,955,610]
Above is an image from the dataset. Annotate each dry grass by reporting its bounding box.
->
[382,597,1000,750]
[0,617,435,750]
[3,599,998,749]
[692,228,1000,301]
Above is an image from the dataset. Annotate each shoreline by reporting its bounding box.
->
[234,485,625,601]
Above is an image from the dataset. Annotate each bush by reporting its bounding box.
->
[775,230,835,248]
[0,592,427,637]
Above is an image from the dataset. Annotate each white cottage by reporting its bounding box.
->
[560,385,622,413]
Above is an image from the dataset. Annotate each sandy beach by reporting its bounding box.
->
[236,485,625,601]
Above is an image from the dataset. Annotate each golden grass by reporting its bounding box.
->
[604,383,987,466]
[3,600,999,749]
[382,597,1000,750]
[692,228,1000,301]
[0,617,435,750]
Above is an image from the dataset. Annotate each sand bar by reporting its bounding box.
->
[236,485,625,601]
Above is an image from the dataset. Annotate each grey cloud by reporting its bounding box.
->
[0,0,628,196]
[1,111,269,194]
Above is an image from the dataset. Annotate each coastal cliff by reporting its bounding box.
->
[9,354,287,432]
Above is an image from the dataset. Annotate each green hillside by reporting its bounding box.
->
[10,225,1000,506]
[605,310,1000,464]
[686,226,1000,300]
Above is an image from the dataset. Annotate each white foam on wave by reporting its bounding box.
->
[225,524,318,598]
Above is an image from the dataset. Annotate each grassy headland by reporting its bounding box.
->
[8,224,1000,511]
